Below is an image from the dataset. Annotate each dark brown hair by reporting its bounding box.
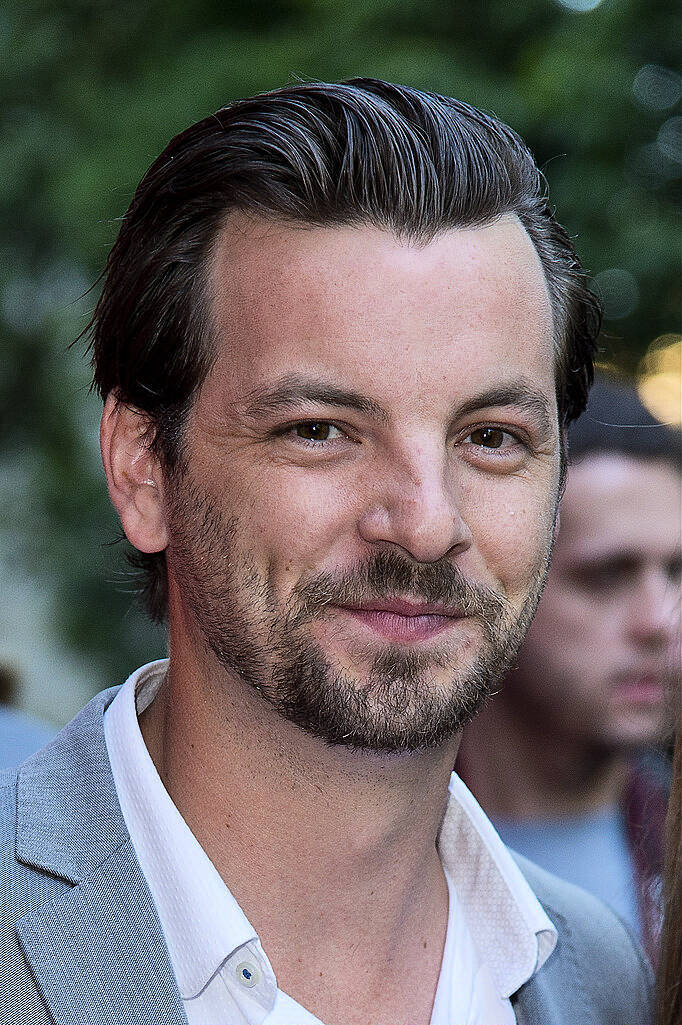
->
[88,78,600,621]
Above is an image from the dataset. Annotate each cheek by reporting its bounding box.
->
[513,600,611,713]
[241,472,359,577]
[524,587,620,686]
[530,596,600,657]
[461,482,558,598]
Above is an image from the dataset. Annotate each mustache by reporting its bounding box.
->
[285,550,511,628]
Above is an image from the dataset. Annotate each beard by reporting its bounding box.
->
[165,475,552,753]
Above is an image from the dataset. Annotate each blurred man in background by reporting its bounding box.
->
[459,375,681,961]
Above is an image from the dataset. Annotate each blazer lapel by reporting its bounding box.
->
[15,840,188,1025]
[510,907,599,1025]
[14,688,186,1025]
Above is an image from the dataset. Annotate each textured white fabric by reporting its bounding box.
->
[429,870,518,1025]
[104,660,556,1024]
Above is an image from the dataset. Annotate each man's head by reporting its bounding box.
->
[499,375,681,752]
[94,79,600,753]
[91,79,599,620]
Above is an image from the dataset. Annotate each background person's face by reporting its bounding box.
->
[162,215,562,751]
[505,453,681,750]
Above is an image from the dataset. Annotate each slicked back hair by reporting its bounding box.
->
[88,78,601,621]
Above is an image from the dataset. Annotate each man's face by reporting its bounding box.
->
[162,214,561,751]
[505,453,681,750]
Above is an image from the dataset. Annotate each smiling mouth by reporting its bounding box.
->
[336,599,466,642]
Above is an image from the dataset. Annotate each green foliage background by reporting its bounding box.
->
[1,0,679,709]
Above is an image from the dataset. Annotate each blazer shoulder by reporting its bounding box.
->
[0,764,72,905]
[0,691,124,1025]
[0,763,20,841]
[0,766,73,1023]
[0,763,18,790]
[513,851,654,1025]
[0,767,21,897]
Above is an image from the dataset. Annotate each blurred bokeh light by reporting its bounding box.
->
[632,65,681,111]
[657,116,682,163]
[555,0,604,10]
[637,334,682,426]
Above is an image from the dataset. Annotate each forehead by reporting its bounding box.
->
[205,214,556,413]
[557,454,682,558]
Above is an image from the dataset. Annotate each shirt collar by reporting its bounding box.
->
[105,659,556,1003]
[439,772,557,997]
[104,659,270,1002]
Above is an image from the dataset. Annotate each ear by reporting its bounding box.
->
[100,393,168,553]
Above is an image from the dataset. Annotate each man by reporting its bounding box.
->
[458,376,681,962]
[0,80,652,1024]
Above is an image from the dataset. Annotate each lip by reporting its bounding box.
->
[336,599,466,642]
[339,599,464,617]
[613,675,667,704]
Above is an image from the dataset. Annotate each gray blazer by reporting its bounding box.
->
[0,688,653,1024]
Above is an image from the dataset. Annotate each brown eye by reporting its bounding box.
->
[469,427,506,449]
[295,422,332,441]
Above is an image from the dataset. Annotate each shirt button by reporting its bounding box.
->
[235,961,260,988]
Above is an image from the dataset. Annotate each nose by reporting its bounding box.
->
[627,566,680,650]
[357,450,473,563]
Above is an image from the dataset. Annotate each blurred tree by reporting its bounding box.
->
[1,0,679,704]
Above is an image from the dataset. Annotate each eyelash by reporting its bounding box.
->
[459,425,526,455]
[278,420,527,454]
[280,421,351,446]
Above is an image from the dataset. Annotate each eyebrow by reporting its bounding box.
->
[453,383,557,438]
[242,374,556,435]
[242,375,390,424]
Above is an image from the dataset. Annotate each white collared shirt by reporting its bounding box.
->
[104,661,556,1024]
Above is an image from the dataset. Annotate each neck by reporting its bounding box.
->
[459,696,630,820]
[139,645,457,1020]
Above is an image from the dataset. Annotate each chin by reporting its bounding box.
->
[598,723,669,754]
